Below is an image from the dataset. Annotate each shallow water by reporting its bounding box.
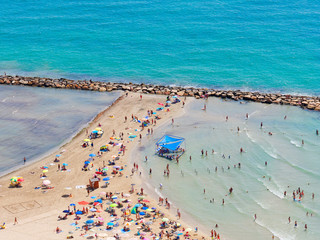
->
[0,85,120,175]
[134,98,320,240]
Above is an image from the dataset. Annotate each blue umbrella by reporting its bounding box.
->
[62,163,68,166]
[142,207,148,210]
[91,196,97,199]
[70,203,76,206]
[139,212,146,216]
[111,196,117,199]
[43,166,48,169]
[94,199,102,203]
[84,161,90,164]
[75,211,83,215]
[103,177,110,181]
[63,210,70,213]
[135,204,142,208]
[92,130,98,133]
[56,154,61,157]
[89,153,96,157]
[107,222,114,226]
[86,219,94,224]
[166,101,171,104]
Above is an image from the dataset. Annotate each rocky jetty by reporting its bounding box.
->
[1,75,320,111]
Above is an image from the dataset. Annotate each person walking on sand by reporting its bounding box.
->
[14,217,18,225]
[172,118,174,125]
[23,157,26,165]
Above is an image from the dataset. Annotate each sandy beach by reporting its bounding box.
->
[0,92,210,240]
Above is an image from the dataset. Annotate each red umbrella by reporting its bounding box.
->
[95,172,102,175]
[158,103,164,106]
[78,201,89,205]
[143,199,150,203]
[93,202,100,206]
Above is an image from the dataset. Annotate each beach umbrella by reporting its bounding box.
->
[166,101,171,104]
[95,171,102,174]
[139,212,146,216]
[146,208,153,212]
[109,203,118,207]
[89,153,96,157]
[75,211,83,215]
[131,207,137,214]
[42,170,48,173]
[172,96,178,98]
[162,218,169,222]
[134,204,142,208]
[138,196,145,200]
[70,203,76,206]
[158,103,164,106]
[17,177,24,182]
[102,167,108,171]
[185,228,192,232]
[91,196,97,199]
[86,219,94,224]
[78,201,89,205]
[103,177,110,181]
[84,139,91,142]
[63,210,70,213]
[84,161,90,164]
[107,222,114,226]
[92,130,98,134]
[98,131,103,134]
[113,166,120,169]
[42,180,51,185]
[90,208,97,212]
[56,154,61,157]
[94,199,102,203]
[174,231,183,236]
[143,199,150,203]
[62,163,68,166]
[125,222,131,226]
[111,196,117,199]
[142,207,148,210]
[95,127,102,131]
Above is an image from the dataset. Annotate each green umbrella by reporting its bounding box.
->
[109,203,118,207]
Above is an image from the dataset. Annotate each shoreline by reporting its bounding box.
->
[1,74,320,111]
[0,92,209,239]
[0,91,122,179]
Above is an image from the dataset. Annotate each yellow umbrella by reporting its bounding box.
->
[84,139,91,142]
[95,128,102,131]
[42,170,48,173]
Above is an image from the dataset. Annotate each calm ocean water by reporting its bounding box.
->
[0,85,120,175]
[0,0,320,94]
[134,99,320,240]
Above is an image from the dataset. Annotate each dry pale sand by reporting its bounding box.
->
[0,92,211,240]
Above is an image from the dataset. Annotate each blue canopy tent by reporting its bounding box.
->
[156,135,185,160]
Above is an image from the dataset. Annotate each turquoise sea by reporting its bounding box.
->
[0,0,320,94]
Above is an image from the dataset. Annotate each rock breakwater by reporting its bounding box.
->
[1,75,320,111]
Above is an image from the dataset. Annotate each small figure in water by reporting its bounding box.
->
[302,139,304,145]
[316,129,319,135]
[240,148,243,153]
[260,122,263,128]
[229,187,233,194]
[284,115,287,120]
